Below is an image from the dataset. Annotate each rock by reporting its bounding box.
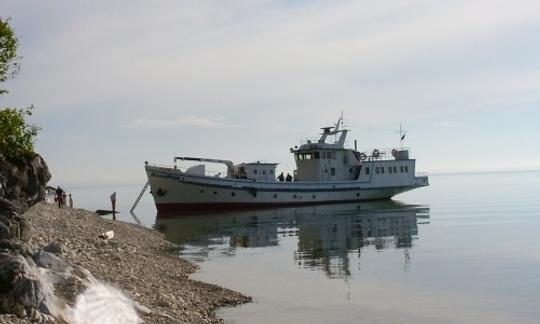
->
[98,231,114,240]
[0,153,51,210]
[0,252,44,317]
[44,241,66,256]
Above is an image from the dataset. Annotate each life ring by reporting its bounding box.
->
[360,152,367,161]
[372,149,380,158]
[391,149,398,157]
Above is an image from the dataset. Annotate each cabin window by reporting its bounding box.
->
[312,195,316,199]
[400,166,404,172]
[254,169,258,174]
[388,167,392,174]
[263,170,266,175]
[231,192,236,197]
[381,167,385,174]
[304,153,312,160]
[405,165,409,173]
[365,167,370,175]
[349,168,353,173]
[270,170,274,175]
[314,152,320,159]
[393,166,397,173]
[331,168,336,176]
[274,194,278,199]
[330,152,336,160]
[376,167,379,174]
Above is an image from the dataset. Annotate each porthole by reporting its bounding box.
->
[356,193,360,197]
[312,195,316,199]
[200,190,205,194]
[231,192,236,197]
[213,191,218,195]
[274,194,278,199]
[293,194,297,199]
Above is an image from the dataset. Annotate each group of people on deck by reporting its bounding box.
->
[54,186,73,208]
[277,172,293,182]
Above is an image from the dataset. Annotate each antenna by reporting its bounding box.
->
[397,124,407,148]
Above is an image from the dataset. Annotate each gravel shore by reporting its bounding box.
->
[15,203,251,323]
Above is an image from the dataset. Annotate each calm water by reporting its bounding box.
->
[66,171,540,323]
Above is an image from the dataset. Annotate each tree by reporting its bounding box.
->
[0,106,40,161]
[0,17,20,95]
[0,18,39,162]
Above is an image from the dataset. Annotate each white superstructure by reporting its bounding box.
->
[145,116,428,212]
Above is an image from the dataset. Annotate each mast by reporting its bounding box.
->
[398,124,407,148]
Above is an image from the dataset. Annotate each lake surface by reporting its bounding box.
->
[66,171,540,323]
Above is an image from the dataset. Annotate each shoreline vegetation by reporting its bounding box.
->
[1,202,251,323]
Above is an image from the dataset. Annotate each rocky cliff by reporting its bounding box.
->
[0,153,54,319]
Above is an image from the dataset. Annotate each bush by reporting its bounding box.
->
[0,106,40,162]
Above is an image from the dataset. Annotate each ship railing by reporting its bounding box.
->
[414,172,429,186]
[360,147,411,161]
[147,163,176,169]
[147,162,226,177]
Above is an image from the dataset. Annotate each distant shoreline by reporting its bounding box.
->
[20,203,250,323]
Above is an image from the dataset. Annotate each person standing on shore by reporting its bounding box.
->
[62,192,67,208]
[69,194,73,208]
[55,186,64,208]
[111,191,116,217]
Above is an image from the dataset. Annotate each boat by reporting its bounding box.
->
[144,116,429,212]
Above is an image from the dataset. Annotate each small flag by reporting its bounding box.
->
[401,133,406,140]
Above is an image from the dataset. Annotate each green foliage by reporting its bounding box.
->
[0,17,20,95]
[0,18,39,162]
[0,106,40,161]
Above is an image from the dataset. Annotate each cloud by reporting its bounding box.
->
[121,116,226,129]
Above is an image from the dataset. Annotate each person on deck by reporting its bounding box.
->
[277,172,284,182]
[285,173,293,182]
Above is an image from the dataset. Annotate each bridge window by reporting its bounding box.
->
[331,168,336,176]
[314,152,320,159]
[381,167,385,174]
[393,166,397,173]
[400,166,404,172]
[376,167,379,174]
[405,165,409,172]
[254,169,258,174]
[388,167,392,174]
[365,167,370,175]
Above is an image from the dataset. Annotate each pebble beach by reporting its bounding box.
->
[1,203,250,323]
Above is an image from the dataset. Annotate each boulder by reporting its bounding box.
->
[0,153,51,209]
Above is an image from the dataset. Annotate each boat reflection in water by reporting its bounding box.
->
[155,200,430,278]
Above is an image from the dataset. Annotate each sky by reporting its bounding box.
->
[1,0,540,185]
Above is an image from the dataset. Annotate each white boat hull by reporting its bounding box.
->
[145,165,428,212]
